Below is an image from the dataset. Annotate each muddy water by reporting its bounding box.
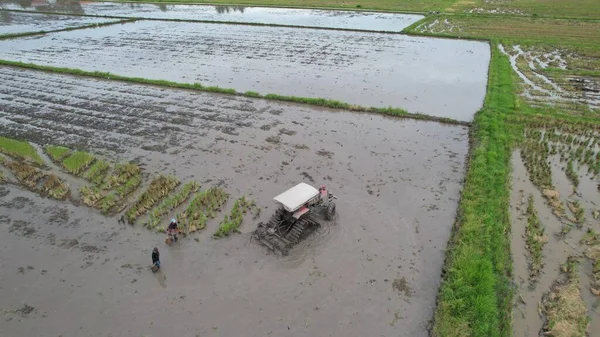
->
[511,151,600,336]
[0,66,468,336]
[1,1,424,32]
[0,21,490,121]
[0,11,117,35]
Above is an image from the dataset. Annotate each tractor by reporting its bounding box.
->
[253,183,336,255]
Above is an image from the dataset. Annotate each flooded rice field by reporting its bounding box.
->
[511,127,600,336]
[0,20,490,121]
[0,10,117,36]
[0,66,469,336]
[1,1,424,32]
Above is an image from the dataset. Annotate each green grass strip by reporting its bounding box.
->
[62,150,95,175]
[0,136,44,166]
[0,60,467,126]
[432,41,516,337]
[44,145,71,162]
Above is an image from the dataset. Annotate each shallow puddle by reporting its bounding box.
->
[0,67,469,336]
[0,21,490,121]
[0,10,118,35]
[1,1,424,31]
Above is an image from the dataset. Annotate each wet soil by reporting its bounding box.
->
[0,21,490,121]
[510,151,600,336]
[1,1,424,32]
[0,10,117,35]
[0,67,469,336]
[499,44,600,113]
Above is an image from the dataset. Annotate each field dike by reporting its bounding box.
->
[432,42,515,337]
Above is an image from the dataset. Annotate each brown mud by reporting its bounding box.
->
[0,67,468,336]
[511,150,600,336]
[0,10,118,36]
[1,1,424,32]
[0,21,490,121]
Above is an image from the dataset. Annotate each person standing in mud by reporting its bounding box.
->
[152,247,160,270]
[168,219,178,242]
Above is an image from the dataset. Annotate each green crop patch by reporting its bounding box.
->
[84,159,111,186]
[0,137,44,166]
[125,175,180,223]
[214,196,256,238]
[44,145,71,162]
[62,151,95,175]
[101,162,141,190]
[147,181,200,230]
[180,187,229,233]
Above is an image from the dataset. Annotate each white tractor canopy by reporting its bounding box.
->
[274,183,320,212]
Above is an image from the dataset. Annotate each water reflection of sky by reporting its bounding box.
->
[0,1,424,31]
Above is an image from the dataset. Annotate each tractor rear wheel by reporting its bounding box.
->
[325,202,336,220]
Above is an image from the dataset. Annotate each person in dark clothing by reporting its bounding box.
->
[152,247,160,269]
[167,219,178,242]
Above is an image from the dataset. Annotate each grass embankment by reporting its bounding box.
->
[525,195,546,285]
[214,196,255,237]
[541,257,589,337]
[179,187,229,232]
[432,43,515,337]
[0,60,466,126]
[0,137,44,166]
[147,181,200,230]
[125,175,180,223]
